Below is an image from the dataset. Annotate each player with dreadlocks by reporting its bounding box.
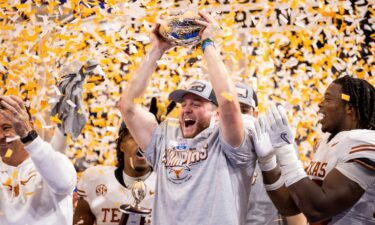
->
[332,76,375,130]
[252,75,375,225]
[73,121,155,225]
[73,97,175,225]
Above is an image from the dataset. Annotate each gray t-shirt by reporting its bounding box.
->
[144,118,256,225]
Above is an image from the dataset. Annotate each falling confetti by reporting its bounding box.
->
[341,93,350,102]
[221,92,234,101]
[4,149,13,158]
[0,0,373,169]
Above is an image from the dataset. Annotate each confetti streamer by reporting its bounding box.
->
[4,149,13,158]
[341,94,350,102]
[221,92,234,101]
[0,0,372,168]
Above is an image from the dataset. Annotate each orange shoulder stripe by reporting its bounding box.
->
[348,159,375,171]
[349,147,375,154]
[351,144,375,150]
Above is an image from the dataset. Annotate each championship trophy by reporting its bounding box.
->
[119,180,151,225]
[158,11,205,46]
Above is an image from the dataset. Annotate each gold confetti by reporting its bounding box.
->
[221,92,234,101]
[4,149,13,158]
[133,98,143,104]
[34,119,43,129]
[0,0,372,170]
[50,114,62,124]
[12,170,18,179]
[341,94,350,102]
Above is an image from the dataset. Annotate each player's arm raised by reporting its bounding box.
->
[265,105,370,223]
[252,115,302,216]
[196,11,244,148]
[118,24,174,151]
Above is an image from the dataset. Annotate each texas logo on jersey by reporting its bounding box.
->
[161,142,208,184]
[306,130,375,225]
[0,164,38,200]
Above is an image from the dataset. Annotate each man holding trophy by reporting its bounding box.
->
[119,10,256,225]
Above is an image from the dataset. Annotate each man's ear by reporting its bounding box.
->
[345,104,357,118]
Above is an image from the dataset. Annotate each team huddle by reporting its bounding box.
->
[0,9,374,225]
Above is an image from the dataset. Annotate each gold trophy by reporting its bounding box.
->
[120,180,152,215]
[158,11,205,46]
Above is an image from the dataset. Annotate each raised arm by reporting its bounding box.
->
[25,136,77,195]
[259,105,370,223]
[0,95,76,195]
[196,12,244,147]
[252,115,302,216]
[118,25,174,151]
[50,128,68,153]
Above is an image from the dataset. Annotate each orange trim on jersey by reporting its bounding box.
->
[77,189,86,195]
[77,188,85,193]
[20,174,36,185]
[349,148,375,154]
[349,159,375,171]
[351,144,375,150]
[330,142,339,148]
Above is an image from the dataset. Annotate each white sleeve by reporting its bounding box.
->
[50,128,67,153]
[336,161,375,190]
[25,136,77,195]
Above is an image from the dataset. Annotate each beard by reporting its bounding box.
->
[180,114,214,138]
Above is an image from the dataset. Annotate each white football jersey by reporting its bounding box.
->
[77,166,156,225]
[306,129,375,225]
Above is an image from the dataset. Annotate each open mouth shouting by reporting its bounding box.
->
[184,118,196,128]
[181,118,197,138]
[318,112,325,125]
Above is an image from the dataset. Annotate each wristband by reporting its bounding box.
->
[264,174,285,191]
[202,38,215,52]
[258,154,277,171]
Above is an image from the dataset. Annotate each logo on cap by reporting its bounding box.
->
[236,87,248,99]
[189,82,206,93]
